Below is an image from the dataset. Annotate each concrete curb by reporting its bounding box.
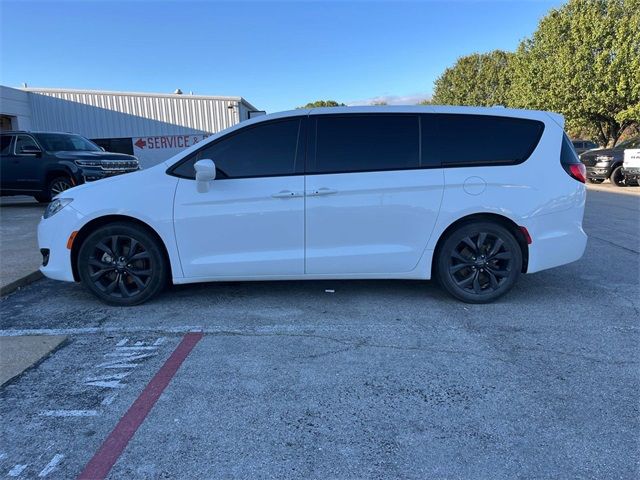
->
[0,335,68,388]
[0,270,43,297]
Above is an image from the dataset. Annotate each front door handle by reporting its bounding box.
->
[271,190,303,199]
[308,188,338,197]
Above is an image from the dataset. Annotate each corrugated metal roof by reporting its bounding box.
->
[23,88,259,139]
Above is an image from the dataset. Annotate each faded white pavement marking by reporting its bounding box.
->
[8,464,27,477]
[38,454,64,477]
[39,410,99,417]
[0,326,204,337]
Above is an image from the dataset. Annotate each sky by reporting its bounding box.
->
[0,0,564,112]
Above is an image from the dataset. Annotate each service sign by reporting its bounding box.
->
[132,134,210,168]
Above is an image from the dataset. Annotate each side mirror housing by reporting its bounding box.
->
[194,159,216,193]
[20,145,42,156]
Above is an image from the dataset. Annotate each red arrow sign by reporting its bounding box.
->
[134,138,146,149]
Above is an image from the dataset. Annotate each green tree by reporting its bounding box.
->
[297,100,346,109]
[431,50,514,107]
[510,0,640,146]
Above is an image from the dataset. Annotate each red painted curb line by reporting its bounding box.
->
[77,332,204,480]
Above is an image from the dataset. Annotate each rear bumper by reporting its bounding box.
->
[526,202,587,274]
[622,167,640,181]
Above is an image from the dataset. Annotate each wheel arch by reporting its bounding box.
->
[44,166,79,188]
[70,214,173,282]
[431,212,529,277]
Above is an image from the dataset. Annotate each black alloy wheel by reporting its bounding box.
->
[437,222,522,303]
[78,223,167,305]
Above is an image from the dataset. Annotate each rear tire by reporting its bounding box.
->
[436,222,522,304]
[77,222,167,306]
[610,166,626,187]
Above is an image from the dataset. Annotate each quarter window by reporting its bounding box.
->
[422,114,545,166]
[171,119,301,179]
[310,115,420,174]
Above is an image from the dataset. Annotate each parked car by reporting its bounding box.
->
[37,106,587,306]
[571,139,599,155]
[622,146,640,186]
[579,136,640,186]
[0,131,140,202]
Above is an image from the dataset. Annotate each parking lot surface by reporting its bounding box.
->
[0,189,638,479]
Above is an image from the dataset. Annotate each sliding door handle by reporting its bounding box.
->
[271,190,303,198]
[308,188,338,197]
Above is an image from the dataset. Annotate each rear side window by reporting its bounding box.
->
[422,114,545,167]
[0,135,12,155]
[171,119,302,179]
[560,133,581,165]
[310,114,419,174]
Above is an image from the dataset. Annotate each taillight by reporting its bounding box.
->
[566,163,586,183]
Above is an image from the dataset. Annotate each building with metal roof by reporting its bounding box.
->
[0,85,262,167]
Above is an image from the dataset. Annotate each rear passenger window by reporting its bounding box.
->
[422,114,544,166]
[311,115,419,174]
[0,135,12,155]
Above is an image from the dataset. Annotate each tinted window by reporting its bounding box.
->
[91,138,134,155]
[311,115,419,174]
[172,119,301,179]
[422,114,545,166]
[0,135,12,155]
[14,135,39,154]
[560,133,581,165]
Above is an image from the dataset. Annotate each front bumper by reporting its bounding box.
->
[585,165,611,180]
[37,204,85,282]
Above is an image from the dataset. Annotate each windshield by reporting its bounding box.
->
[34,133,102,152]
[616,137,640,149]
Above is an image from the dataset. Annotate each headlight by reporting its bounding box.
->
[44,198,73,219]
[596,155,614,162]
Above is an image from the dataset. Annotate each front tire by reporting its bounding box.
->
[610,166,626,187]
[436,222,522,304]
[77,223,167,306]
[37,176,74,203]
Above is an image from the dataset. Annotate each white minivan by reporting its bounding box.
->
[38,106,587,305]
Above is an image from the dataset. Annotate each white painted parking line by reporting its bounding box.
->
[101,393,118,406]
[115,338,129,347]
[39,410,99,417]
[8,464,27,476]
[0,326,204,337]
[38,454,64,477]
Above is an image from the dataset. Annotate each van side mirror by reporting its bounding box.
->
[194,159,216,193]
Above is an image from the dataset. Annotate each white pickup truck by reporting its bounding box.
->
[622,147,640,186]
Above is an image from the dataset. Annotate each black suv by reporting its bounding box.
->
[0,131,140,202]
[580,136,640,187]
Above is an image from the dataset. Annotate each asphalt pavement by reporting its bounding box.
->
[0,189,638,479]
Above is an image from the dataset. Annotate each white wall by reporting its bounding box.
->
[0,85,33,130]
